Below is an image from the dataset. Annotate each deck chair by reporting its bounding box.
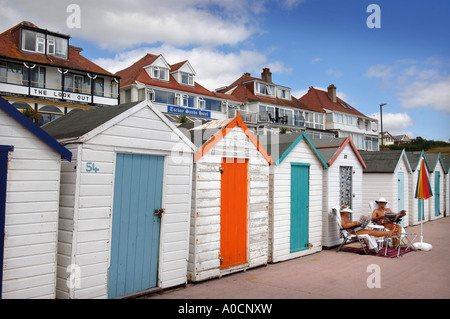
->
[331,206,379,255]
[369,202,417,257]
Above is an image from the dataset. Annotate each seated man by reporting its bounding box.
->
[341,206,394,238]
[371,197,406,246]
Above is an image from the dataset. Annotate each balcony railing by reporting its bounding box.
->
[227,108,258,124]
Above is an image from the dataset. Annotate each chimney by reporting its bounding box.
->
[261,68,272,83]
[327,84,337,103]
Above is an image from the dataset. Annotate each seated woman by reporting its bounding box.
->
[371,197,406,246]
[340,206,394,238]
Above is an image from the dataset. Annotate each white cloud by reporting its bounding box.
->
[312,57,322,63]
[369,112,415,137]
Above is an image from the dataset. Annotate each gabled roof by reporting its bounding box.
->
[424,152,445,173]
[298,86,369,118]
[442,156,450,174]
[216,73,311,111]
[42,100,195,151]
[258,132,328,167]
[359,149,412,173]
[182,113,272,163]
[0,95,71,161]
[406,151,431,172]
[115,53,237,101]
[0,21,114,77]
[311,136,366,168]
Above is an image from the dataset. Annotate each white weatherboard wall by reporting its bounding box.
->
[362,157,410,227]
[1,109,62,299]
[55,105,193,299]
[188,126,269,282]
[269,139,324,263]
[322,144,364,248]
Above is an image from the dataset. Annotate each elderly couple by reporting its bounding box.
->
[341,197,407,248]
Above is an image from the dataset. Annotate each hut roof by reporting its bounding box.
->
[359,149,412,173]
[311,137,366,168]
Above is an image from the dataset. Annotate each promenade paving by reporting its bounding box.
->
[143,216,450,300]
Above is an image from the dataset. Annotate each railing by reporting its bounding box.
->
[227,108,258,124]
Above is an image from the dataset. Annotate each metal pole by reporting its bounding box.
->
[379,103,387,151]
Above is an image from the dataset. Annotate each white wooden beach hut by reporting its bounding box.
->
[425,153,445,221]
[258,132,328,263]
[443,156,450,217]
[0,96,72,299]
[406,151,431,225]
[360,149,412,227]
[43,101,195,299]
[311,137,366,248]
[180,114,272,282]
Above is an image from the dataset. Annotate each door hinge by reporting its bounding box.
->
[154,208,165,218]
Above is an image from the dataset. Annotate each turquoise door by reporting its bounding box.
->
[108,154,164,299]
[290,163,310,253]
[397,172,404,226]
[435,172,440,216]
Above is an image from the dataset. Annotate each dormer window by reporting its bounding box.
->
[152,66,168,81]
[180,72,194,86]
[21,28,68,59]
[277,88,291,100]
[256,82,275,97]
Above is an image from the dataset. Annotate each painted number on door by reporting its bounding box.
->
[86,162,99,173]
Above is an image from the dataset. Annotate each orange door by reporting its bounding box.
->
[220,158,248,269]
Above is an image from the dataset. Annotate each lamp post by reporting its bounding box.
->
[379,103,387,151]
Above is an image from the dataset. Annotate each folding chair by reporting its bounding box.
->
[369,202,417,258]
[331,206,379,255]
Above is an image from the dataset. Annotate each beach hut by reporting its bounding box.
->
[311,137,366,248]
[258,132,328,263]
[0,96,71,299]
[406,151,431,225]
[443,156,450,217]
[425,153,446,220]
[360,150,412,227]
[43,101,195,299]
[180,114,272,282]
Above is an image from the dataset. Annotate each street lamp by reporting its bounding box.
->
[379,103,387,150]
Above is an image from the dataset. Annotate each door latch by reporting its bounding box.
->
[154,208,165,218]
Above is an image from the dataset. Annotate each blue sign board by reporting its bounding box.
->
[167,105,211,118]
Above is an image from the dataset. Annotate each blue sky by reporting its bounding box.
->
[1,0,449,141]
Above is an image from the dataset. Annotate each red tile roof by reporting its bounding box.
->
[115,53,242,102]
[299,86,369,118]
[0,21,114,77]
[216,72,312,111]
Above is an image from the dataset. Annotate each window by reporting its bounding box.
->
[94,78,104,97]
[0,61,24,85]
[181,72,194,86]
[24,66,46,88]
[257,82,275,97]
[154,89,175,105]
[53,36,68,59]
[204,98,222,112]
[293,110,305,127]
[22,29,45,53]
[152,67,168,81]
[38,105,63,126]
[277,88,291,100]
[47,37,55,55]
[22,29,68,59]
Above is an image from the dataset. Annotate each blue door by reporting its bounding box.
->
[0,146,13,299]
[290,163,310,253]
[435,171,440,216]
[397,172,404,226]
[108,154,164,299]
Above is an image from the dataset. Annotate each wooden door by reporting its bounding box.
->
[108,154,164,298]
[220,158,248,269]
[290,163,310,253]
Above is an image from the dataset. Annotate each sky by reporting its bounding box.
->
[1,0,449,141]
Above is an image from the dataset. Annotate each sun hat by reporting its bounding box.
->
[376,197,388,204]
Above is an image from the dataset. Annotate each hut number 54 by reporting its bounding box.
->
[86,162,99,173]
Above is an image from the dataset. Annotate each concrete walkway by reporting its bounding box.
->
[143,216,450,299]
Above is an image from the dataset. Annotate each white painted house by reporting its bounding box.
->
[406,151,431,225]
[259,132,328,263]
[43,100,195,299]
[360,149,412,227]
[180,114,272,282]
[311,137,366,248]
[425,153,446,221]
[0,96,71,299]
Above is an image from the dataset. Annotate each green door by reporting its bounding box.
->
[435,171,440,216]
[397,172,404,226]
[290,163,310,253]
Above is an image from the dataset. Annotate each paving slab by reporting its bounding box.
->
[142,216,450,300]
